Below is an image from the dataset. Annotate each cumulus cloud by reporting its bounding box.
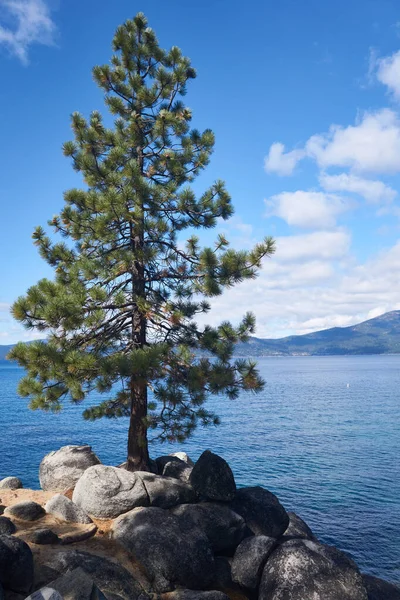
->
[319,172,397,204]
[276,230,351,262]
[264,142,305,176]
[265,190,349,229]
[0,0,56,64]
[375,50,400,100]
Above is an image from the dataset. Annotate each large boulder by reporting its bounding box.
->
[230,486,289,537]
[0,518,16,536]
[38,567,107,600]
[0,534,34,593]
[189,451,236,502]
[39,445,101,492]
[136,472,196,508]
[45,494,92,524]
[282,511,317,541]
[39,549,146,600]
[162,460,193,482]
[231,535,276,590]
[0,478,22,490]
[4,501,45,522]
[259,538,368,600]
[165,591,230,600]
[112,506,215,592]
[24,588,63,600]
[72,465,149,518]
[362,574,400,600]
[171,502,248,553]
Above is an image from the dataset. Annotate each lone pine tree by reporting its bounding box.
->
[10,13,275,471]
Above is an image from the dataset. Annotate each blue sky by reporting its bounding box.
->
[2,0,400,342]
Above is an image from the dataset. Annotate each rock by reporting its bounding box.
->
[0,518,16,536]
[162,461,193,482]
[282,511,317,541]
[4,501,45,522]
[0,583,3,600]
[259,538,368,600]
[39,445,101,492]
[169,452,194,466]
[29,529,60,545]
[0,508,4,517]
[189,451,236,502]
[24,588,63,600]
[362,574,400,599]
[136,473,196,508]
[0,478,22,491]
[40,549,146,600]
[45,494,92,524]
[72,465,149,518]
[59,524,97,545]
[155,455,186,472]
[231,535,276,590]
[171,503,247,553]
[165,591,230,600]
[112,506,215,592]
[0,534,34,593]
[212,557,242,593]
[45,567,108,600]
[230,486,289,537]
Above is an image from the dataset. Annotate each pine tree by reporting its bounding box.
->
[9,13,275,471]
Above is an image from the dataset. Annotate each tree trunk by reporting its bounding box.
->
[127,379,150,471]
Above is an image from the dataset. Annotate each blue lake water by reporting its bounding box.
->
[0,355,399,583]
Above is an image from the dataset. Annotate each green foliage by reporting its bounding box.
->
[10,13,275,445]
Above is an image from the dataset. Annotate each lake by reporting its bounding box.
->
[0,355,399,583]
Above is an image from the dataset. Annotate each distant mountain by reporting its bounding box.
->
[2,312,400,359]
[233,311,400,356]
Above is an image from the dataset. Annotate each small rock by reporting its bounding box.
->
[231,535,276,590]
[230,486,289,537]
[362,574,400,599]
[0,478,22,490]
[169,452,194,466]
[45,494,92,524]
[171,503,247,553]
[59,523,97,545]
[259,538,368,600]
[165,591,230,600]
[189,451,236,502]
[0,517,16,536]
[29,529,60,545]
[0,534,34,593]
[282,511,317,541]
[24,588,63,600]
[40,445,101,492]
[4,501,45,522]
[0,507,4,516]
[112,506,215,592]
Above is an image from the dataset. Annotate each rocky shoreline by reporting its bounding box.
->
[0,445,398,600]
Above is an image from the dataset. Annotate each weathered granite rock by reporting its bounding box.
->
[259,538,368,600]
[29,529,60,545]
[165,591,230,600]
[169,452,194,466]
[155,455,186,472]
[59,524,97,545]
[136,473,196,508]
[282,511,317,541]
[162,460,193,482]
[45,494,92,524]
[212,557,242,593]
[230,486,289,537]
[112,506,215,592]
[39,446,101,492]
[0,534,34,593]
[24,588,63,600]
[72,465,149,518]
[362,574,400,600]
[4,501,45,522]
[171,502,247,553]
[189,451,236,502]
[40,549,146,600]
[0,508,4,517]
[44,567,108,600]
[0,478,22,490]
[231,535,276,590]
[0,517,16,536]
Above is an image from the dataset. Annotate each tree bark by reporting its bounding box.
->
[127,379,150,471]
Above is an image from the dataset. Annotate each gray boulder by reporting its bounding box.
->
[112,506,215,592]
[189,451,236,501]
[362,574,400,599]
[0,534,34,593]
[136,472,196,508]
[39,549,146,600]
[0,518,16,536]
[162,460,193,482]
[171,502,247,553]
[169,452,194,465]
[0,478,22,490]
[282,511,317,541]
[45,494,92,524]
[72,465,149,518]
[24,588,63,600]
[44,567,107,600]
[4,501,45,522]
[29,529,60,545]
[39,445,101,492]
[231,535,276,590]
[230,486,289,537]
[165,591,229,600]
[259,538,368,600]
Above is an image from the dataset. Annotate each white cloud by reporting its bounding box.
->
[319,172,397,204]
[276,230,351,262]
[265,190,349,229]
[0,0,56,64]
[264,142,305,176]
[375,50,400,100]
